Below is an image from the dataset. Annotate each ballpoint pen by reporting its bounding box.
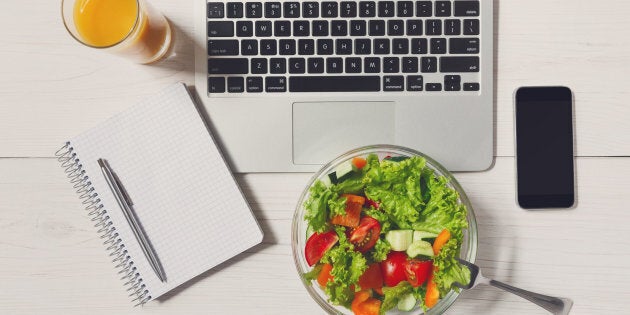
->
[98,158,167,282]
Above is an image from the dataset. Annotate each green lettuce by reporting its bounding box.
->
[328,195,347,218]
[433,239,471,296]
[370,238,391,262]
[380,282,414,314]
[303,180,334,233]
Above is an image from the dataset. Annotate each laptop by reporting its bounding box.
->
[193,0,493,172]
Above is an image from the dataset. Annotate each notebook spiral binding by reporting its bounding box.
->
[55,142,151,306]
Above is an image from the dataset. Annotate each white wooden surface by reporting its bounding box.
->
[1,0,629,314]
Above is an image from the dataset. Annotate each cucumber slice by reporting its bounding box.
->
[406,240,434,258]
[385,230,414,251]
[334,160,355,182]
[413,231,438,242]
[397,293,417,311]
[320,175,332,187]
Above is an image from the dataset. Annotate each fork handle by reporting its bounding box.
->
[489,280,574,315]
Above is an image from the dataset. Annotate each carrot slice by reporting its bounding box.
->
[432,229,451,255]
[317,263,334,287]
[330,194,365,228]
[352,157,368,169]
[425,272,440,308]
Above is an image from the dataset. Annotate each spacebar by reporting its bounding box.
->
[289,76,380,92]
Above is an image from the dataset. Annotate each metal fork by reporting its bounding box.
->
[453,259,574,315]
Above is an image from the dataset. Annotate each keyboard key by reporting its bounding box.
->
[359,1,376,17]
[345,57,362,73]
[274,21,291,36]
[350,20,367,36]
[364,57,381,73]
[208,77,225,93]
[255,21,272,37]
[326,58,343,73]
[384,76,404,91]
[336,39,352,55]
[369,20,385,36]
[340,1,357,17]
[303,2,319,18]
[312,21,329,36]
[227,77,244,93]
[383,57,399,73]
[378,1,395,17]
[290,76,380,92]
[251,58,268,74]
[407,75,424,91]
[293,21,310,36]
[435,1,451,17]
[298,39,315,55]
[279,39,296,55]
[392,38,409,54]
[416,1,432,17]
[387,20,404,36]
[450,38,479,54]
[444,75,461,91]
[402,57,418,73]
[308,57,325,73]
[208,21,234,37]
[236,21,253,37]
[455,1,480,16]
[246,77,263,92]
[270,58,287,74]
[354,39,371,54]
[463,19,480,35]
[289,58,306,73]
[317,39,333,55]
[421,57,437,73]
[246,2,263,18]
[426,83,442,91]
[227,2,243,18]
[440,56,479,72]
[426,20,442,35]
[331,20,348,36]
[266,76,287,92]
[208,40,239,56]
[208,58,248,74]
[322,2,338,17]
[284,2,300,18]
[444,19,461,35]
[430,38,446,54]
[374,38,390,54]
[265,2,282,18]
[407,20,423,35]
[463,82,480,91]
[207,2,224,18]
[411,38,428,54]
[260,40,277,55]
[397,1,414,17]
[241,40,258,55]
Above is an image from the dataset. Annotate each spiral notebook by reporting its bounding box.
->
[55,83,263,305]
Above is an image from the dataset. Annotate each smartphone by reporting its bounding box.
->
[515,86,575,209]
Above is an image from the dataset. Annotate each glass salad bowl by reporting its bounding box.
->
[291,145,478,315]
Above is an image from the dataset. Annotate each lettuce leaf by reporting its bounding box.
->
[328,195,347,218]
[380,281,414,314]
[303,180,334,233]
[370,238,391,262]
[433,239,470,296]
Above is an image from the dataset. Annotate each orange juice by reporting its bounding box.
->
[68,0,172,63]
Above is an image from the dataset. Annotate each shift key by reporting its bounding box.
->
[440,56,479,72]
[208,58,248,74]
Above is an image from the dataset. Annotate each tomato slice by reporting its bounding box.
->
[380,251,408,287]
[305,231,339,266]
[317,263,334,287]
[404,259,433,287]
[330,194,365,228]
[349,217,381,253]
[365,198,380,210]
[358,263,383,292]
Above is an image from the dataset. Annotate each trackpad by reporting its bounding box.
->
[293,102,395,165]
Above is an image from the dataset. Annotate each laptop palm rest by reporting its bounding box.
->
[292,101,395,165]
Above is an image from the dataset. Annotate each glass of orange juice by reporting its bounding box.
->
[62,0,172,64]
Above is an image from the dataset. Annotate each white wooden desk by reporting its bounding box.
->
[1,1,629,314]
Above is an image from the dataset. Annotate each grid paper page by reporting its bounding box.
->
[69,83,263,300]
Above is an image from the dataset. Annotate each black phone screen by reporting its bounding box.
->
[515,87,575,209]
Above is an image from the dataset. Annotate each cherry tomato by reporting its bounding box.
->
[380,251,408,287]
[404,259,433,287]
[358,263,383,292]
[305,231,338,266]
[349,217,381,253]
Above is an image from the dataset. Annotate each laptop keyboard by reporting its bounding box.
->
[206,1,482,93]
